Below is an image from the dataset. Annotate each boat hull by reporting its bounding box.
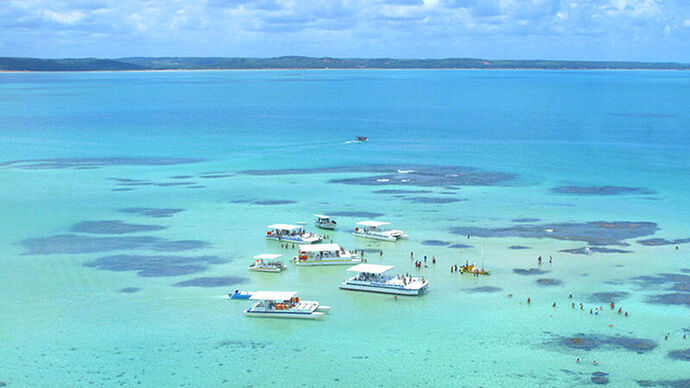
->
[353,232,397,242]
[248,266,284,273]
[315,223,336,230]
[339,283,426,296]
[295,258,362,266]
[266,236,321,244]
[244,310,325,319]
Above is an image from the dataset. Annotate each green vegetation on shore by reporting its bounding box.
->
[2,56,689,71]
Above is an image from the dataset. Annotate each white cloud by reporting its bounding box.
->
[663,24,670,35]
[43,9,86,24]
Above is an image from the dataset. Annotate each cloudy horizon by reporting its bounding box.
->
[1,0,689,62]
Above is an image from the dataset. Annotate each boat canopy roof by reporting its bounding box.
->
[347,264,394,274]
[250,291,297,301]
[356,220,390,227]
[299,243,341,252]
[254,254,282,260]
[313,214,331,219]
[267,224,301,230]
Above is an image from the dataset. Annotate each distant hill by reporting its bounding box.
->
[2,56,689,71]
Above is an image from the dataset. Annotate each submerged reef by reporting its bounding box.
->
[536,278,563,286]
[589,292,630,303]
[668,349,690,361]
[241,165,515,188]
[513,268,549,276]
[421,240,450,246]
[252,200,296,205]
[0,157,203,170]
[174,276,248,287]
[465,286,503,293]
[637,238,690,246]
[556,334,657,354]
[84,255,228,277]
[372,189,432,195]
[450,221,658,246]
[21,234,207,255]
[559,247,632,255]
[551,186,653,196]
[448,243,473,248]
[70,220,166,234]
[512,218,541,223]
[508,245,531,250]
[403,196,466,204]
[119,208,184,218]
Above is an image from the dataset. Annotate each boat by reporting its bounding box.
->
[266,224,322,244]
[244,291,330,319]
[314,214,337,230]
[292,243,362,266]
[459,264,491,275]
[353,221,408,241]
[339,264,429,296]
[248,254,286,272]
[355,136,368,142]
[229,290,253,299]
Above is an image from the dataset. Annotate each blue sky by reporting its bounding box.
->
[1,0,689,61]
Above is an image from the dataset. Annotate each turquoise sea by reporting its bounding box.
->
[0,70,689,387]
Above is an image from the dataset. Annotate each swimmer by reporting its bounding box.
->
[553,302,556,308]
[572,302,575,308]
[593,361,598,366]
[665,335,668,340]
[590,309,593,314]
[683,334,686,339]
[618,307,622,314]
[624,312,628,317]
[576,358,580,363]
[527,297,531,304]
[610,302,615,309]
[569,293,573,299]
[432,256,436,264]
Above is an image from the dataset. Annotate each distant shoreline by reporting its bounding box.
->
[1,67,688,74]
[2,56,689,72]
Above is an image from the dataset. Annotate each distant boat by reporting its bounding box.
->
[314,214,337,230]
[355,136,368,142]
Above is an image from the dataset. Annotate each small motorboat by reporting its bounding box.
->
[314,214,337,230]
[249,254,286,272]
[229,290,253,299]
[355,136,368,142]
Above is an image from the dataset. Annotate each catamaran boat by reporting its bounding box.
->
[339,264,429,296]
[244,291,330,319]
[293,243,362,266]
[266,224,322,244]
[314,214,337,230]
[248,254,286,272]
[353,221,408,241]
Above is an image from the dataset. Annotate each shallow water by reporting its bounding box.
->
[0,70,689,387]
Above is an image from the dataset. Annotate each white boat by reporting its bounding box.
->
[248,254,286,273]
[340,264,429,296]
[314,214,337,230]
[244,291,330,319]
[353,221,408,241]
[292,243,362,266]
[266,224,322,244]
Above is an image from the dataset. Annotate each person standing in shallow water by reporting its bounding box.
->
[538,256,542,265]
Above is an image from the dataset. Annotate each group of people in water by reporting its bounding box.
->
[410,251,436,269]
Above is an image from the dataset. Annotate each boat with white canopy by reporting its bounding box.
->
[314,214,337,230]
[248,254,286,272]
[339,264,428,295]
[353,221,408,241]
[292,243,361,266]
[244,291,330,319]
[266,224,322,244]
